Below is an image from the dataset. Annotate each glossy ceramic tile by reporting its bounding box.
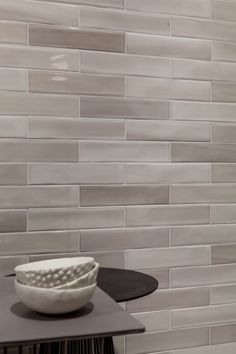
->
[140,268,170,290]
[211,284,236,305]
[213,82,236,103]
[0,68,27,92]
[0,117,26,138]
[39,0,124,7]
[0,22,27,44]
[213,42,236,62]
[211,324,236,344]
[0,256,28,276]
[212,244,236,265]
[212,164,236,182]
[80,250,125,268]
[169,342,236,354]
[0,210,27,233]
[211,204,236,224]
[213,0,236,22]
[132,311,169,332]
[0,164,27,185]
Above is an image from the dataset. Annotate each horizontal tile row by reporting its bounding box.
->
[211,324,236,345]
[0,22,27,44]
[37,0,124,8]
[132,310,169,333]
[140,268,170,290]
[170,342,236,354]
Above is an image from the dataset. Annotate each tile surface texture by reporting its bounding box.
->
[1,2,236,354]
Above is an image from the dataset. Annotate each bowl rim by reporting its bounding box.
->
[15,279,97,293]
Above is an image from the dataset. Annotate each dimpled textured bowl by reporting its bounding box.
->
[15,280,97,314]
[15,257,95,288]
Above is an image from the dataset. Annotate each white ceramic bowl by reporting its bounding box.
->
[15,280,96,315]
[15,257,95,288]
[54,262,99,290]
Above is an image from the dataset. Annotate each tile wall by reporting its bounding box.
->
[1,0,236,353]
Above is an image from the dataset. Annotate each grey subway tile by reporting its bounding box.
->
[212,164,236,182]
[213,1,236,22]
[211,284,236,305]
[0,117,26,138]
[213,124,236,143]
[0,68,27,92]
[140,268,170,290]
[0,210,27,233]
[211,204,236,224]
[213,42,236,62]
[213,82,236,103]
[37,0,124,7]
[170,343,236,354]
[0,256,28,276]
[212,244,236,265]
[132,311,169,332]
[0,164,27,185]
[80,250,124,268]
[212,325,236,345]
[0,22,27,44]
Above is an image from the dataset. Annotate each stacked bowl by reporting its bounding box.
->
[14,257,99,314]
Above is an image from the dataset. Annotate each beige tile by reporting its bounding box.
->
[0,164,27,185]
[213,82,236,103]
[212,164,236,182]
[80,185,169,206]
[212,324,236,345]
[126,77,210,101]
[29,24,125,53]
[29,117,124,140]
[0,231,78,255]
[211,284,236,305]
[211,204,236,224]
[126,327,209,354]
[0,140,78,162]
[79,141,170,162]
[0,186,77,209]
[29,163,124,184]
[171,143,236,162]
[0,0,78,26]
[140,268,170,289]
[38,0,124,7]
[213,1,236,22]
[126,205,210,227]
[170,342,236,354]
[127,287,209,312]
[80,6,170,35]
[29,70,124,96]
[132,311,169,332]
[0,210,27,233]
[172,303,236,328]
[172,16,236,42]
[80,227,169,251]
[126,246,210,269]
[127,33,211,60]
[126,120,210,141]
[171,184,236,204]
[173,59,236,81]
[0,46,78,71]
[126,163,211,184]
[81,51,170,78]
[173,101,236,123]
[80,96,170,120]
[213,42,236,62]
[171,264,236,288]
[0,68,27,92]
[212,244,236,265]
[0,256,28,276]
[171,225,236,246]
[0,92,78,117]
[28,207,124,231]
[213,124,236,143]
[0,22,27,44]
[127,0,210,17]
[0,117,26,138]
[80,250,124,268]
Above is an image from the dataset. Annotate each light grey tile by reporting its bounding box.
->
[172,16,236,42]
[0,22,27,44]
[172,303,236,328]
[171,264,236,288]
[127,0,210,18]
[29,163,124,184]
[79,250,124,268]
[0,256,28,276]
[132,311,169,332]
[0,231,78,255]
[212,244,236,265]
[213,164,236,182]
[213,42,236,62]
[213,124,236,143]
[29,253,79,262]
[28,117,124,140]
[113,336,125,354]
[171,143,236,162]
[127,287,209,312]
[0,186,77,209]
[126,205,210,227]
[211,204,236,224]
[38,0,124,7]
[171,225,236,246]
[126,163,211,184]
[126,77,210,101]
[173,59,236,81]
[0,117,26,138]
[139,268,170,289]
[213,82,236,103]
[213,1,236,22]
[80,6,170,35]
[0,141,78,162]
[80,96,170,120]
[29,24,125,53]
[0,0,78,26]
[0,164,27,185]
[0,92,78,117]
[171,184,236,204]
[79,141,170,162]
[0,46,78,71]
[173,101,236,123]
[29,70,124,96]
[0,210,27,233]
[80,227,169,251]
[126,120,210,141]
[80,185,169,206]
[211,284,236,305]
[170,342,236,354]
[127,33,211,60]
[81,51,170,78]
[212,324,236,345]
[126,327,209,354]
[28,207,124,231]
[125,246,210,269]
[0,68,27,92]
